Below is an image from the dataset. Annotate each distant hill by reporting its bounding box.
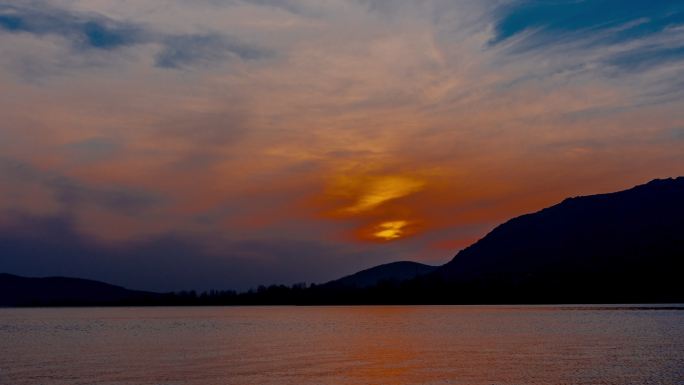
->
[0,274,160,306]
[2,177,682,305]
[429,177,684,303]
[324,261,437,288]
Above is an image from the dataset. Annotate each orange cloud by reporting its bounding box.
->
[373,220,408,240]
[330,174,425,215]
[353,219,424,243]
[1,0,683,271]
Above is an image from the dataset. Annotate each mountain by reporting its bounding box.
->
[324,261,437,288]
[2,177,682,306]
[428,177,684,303]
[0,273,160,306]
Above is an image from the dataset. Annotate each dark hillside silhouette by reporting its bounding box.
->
[2,177,683,306]
[324,261,436,288]
[429,177,684,303]
[0,274,161,306]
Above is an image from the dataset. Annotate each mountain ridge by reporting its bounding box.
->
[425,176,684,303]
[324,261,437,288]
[0,273,160,306]
[2,176,682,305]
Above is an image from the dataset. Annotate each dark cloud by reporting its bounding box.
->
[0,158,162,215]
[0,2,269,70]
[242,0,311,16]
[0,3,144,50]
[0,212,386,292]
[63,137,122,162]
[155,34,269,69]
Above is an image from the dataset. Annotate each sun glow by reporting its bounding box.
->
[336,175,425,215]
[373,220,409,240]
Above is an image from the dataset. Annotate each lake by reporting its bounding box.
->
[1,305,683,385]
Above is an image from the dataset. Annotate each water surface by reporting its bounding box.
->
[1,305,683,384]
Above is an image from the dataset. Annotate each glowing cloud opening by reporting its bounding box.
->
[373,220,409,241]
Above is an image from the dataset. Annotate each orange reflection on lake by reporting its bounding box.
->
[1,305,683,385]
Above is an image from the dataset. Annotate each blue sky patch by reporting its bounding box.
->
[491,0,684,45]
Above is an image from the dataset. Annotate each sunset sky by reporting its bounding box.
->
[1,0,683,291]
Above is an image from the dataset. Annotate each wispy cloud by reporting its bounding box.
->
[0,1,269,75]
[0,2,144,50]
[0,0,682,289]
[156,34,269,69]
[490,0,684,46]
[0,157,163,217]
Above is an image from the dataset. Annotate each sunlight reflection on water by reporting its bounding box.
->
[1,305,683,385]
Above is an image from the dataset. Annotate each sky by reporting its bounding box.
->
[1,0,683,292]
